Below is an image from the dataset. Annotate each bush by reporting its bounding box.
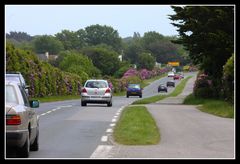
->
[6,43,83,97]
[193,73,213,98]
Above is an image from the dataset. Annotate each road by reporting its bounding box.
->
[6,72,195,158]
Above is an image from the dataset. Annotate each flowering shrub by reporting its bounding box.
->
[6,43,83,97]
[193,73,213,98]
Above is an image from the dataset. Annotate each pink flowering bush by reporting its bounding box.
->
[193,73,213,98]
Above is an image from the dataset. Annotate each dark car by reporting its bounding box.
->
[167,80,175,87]
[158,84,168,92]
[126,84,142,98]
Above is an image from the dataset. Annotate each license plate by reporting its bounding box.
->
[131,92,136,94]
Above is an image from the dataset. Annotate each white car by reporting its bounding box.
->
[167,71,175,77]
[6,80,40,158]
[81,79,113,107]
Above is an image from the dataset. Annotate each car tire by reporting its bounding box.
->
[127,95,129,98]
[30,129,39,151]
[18,131,30,158]
[81,101,86,106]
[139,95,142,98]
[107,101,112,107]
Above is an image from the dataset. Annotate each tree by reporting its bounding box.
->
[169,6,234,97]
[33,35,64,54]
[59,52,101,79]
[137,52,156,70]
[55,29,86,50]
[169,6,234,79]
[6,31,33,42]
[82,46,121,76]
[84,24,123,53]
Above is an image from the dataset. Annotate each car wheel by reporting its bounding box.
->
[18,131,30,158]
[127,95,129,98]
[139,95,142,98]
[107,101,112,107]
[81,101,86,106]
[30,129,39,151]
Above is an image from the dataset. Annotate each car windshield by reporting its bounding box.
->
[86,81,107,88]
[128,84,140,89]
[6,85,18,104]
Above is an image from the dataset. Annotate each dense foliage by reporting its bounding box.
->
[170,6,234,100]
[6,43,82,97]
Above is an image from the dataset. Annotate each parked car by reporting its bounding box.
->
[81,79,112,107]
[167,80,175,87]
[6,80,40,158]
[158,84,168,92]
[6,72,29,96]
[167,71,175,77]
[126,84,142,98]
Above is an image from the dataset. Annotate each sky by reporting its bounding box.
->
[5,5,179,38]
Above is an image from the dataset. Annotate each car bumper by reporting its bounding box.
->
[6,129,28,148]
[127,91,142,96]
[81,95,112,103]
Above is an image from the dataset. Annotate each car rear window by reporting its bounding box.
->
[6,85,18,104]
[85,81,107,88]
[128,84,140,89]
[6,76,20,83]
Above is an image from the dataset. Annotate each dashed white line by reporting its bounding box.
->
[46,111,52,114]
[113,115,118,118]
[106,128,113,133]
[111,118,117,122]
[101,136,108,142]
[110,123,115,127]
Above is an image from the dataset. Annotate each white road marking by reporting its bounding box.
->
[115,112,120,116]
[40,113,46,116]
[106,129,113,133]
[112,118,117,122]
[58,105,72,108]
[110,123,115,127]
[90,145,113,158]
[46,111,52,114]
[113,115,118,118]
[101,136,108,142]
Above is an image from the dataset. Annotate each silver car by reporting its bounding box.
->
[81,80,112,107]
[6,80,40,158]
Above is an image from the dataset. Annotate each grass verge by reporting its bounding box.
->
[132,76,192,104]
[32,95,80,103]
[113,106,160,145]
[183,94,234,118]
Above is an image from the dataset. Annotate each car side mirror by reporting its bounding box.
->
[30,100,40,108]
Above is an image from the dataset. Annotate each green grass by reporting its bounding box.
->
[183,94,234,118]
[113,106,160,145]
[133,76,192,104]
[31,95,80,103]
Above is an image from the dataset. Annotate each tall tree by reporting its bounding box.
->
[169,6,234,97]
[6,31,33,42]
[33,35,64,54]
[84,24,123,53]
[169,6,234,78]
[55,29,86,50]
[137,52,156,70]
[82,46,121,76]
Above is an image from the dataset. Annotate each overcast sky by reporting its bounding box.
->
[5,5,179,38]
